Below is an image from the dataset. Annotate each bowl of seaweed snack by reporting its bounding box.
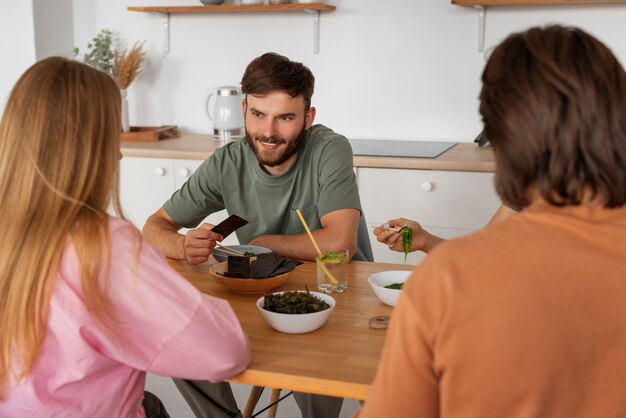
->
[209,252,302,294]
[256,288,335,334]
[368,270,412,307]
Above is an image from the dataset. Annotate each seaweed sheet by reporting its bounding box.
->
[224,253,302,278]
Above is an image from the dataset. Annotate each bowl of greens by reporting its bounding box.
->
[212,245,271,263]
[368,270,412,307]
[256,289,335,334]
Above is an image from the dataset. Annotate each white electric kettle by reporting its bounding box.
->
[206,86,245,141]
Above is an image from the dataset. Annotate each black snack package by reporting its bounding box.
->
[211,215,249,239]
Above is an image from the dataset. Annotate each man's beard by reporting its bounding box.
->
[245,122,307,168]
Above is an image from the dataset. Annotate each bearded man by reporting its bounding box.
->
[142,52,372,418]
[143,52,370,265]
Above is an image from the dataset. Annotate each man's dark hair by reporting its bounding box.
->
[480,25,626,209]
[241,52,315,109]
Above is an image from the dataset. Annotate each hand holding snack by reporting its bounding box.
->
[183,215,249,264]
[373,218,443,256]
[184,224,223,265]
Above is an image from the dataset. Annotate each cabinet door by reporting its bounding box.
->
[173,159,238,245]
[120,157,175,229]
[358,168,501,264]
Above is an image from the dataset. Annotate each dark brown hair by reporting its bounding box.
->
[480,25,626,209]
[241,52,315,109]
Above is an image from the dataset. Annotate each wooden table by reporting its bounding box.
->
[168,259,414,401]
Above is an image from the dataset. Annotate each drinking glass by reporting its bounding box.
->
[316,249,349,293]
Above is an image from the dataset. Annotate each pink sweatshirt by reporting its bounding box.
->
[1,218,250,417]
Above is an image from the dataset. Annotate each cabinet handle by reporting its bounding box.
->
[421,181,434,192]
[154,167,166,177]
[179,168,191,178]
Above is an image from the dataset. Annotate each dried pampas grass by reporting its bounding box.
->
[114,41,146,89]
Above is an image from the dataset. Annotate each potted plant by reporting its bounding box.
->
[75,29,146,132]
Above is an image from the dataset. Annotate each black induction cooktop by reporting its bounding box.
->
[349,139,457,159]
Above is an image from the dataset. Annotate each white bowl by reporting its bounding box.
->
[368,270,411,307]
[212,245,272,263]
[256,291,335,334]
[199,0,225,5]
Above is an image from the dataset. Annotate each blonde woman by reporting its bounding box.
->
[0,57,250,417]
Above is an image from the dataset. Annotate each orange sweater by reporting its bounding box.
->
[355,203,626,418]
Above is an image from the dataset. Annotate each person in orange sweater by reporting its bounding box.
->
[355,25,626,418]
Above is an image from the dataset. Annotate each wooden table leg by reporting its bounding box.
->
[268,388,281,418]
[243,386,264,418]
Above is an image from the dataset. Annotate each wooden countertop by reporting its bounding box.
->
[121,133,496,172]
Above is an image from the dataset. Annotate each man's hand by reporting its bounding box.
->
[184,224,223,265]
[373,218,442,255]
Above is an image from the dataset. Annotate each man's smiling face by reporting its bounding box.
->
[244,91,315,173]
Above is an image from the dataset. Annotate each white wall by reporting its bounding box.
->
[8,0,626,143]
[0,2,36,111]
[33,0,74,60]
[0,0,75,113]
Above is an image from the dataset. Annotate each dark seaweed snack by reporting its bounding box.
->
[224,252,302,278]
[226,256,254,277]
[384,282,404,290]
[211,215,249,239]
[263,289,330,314]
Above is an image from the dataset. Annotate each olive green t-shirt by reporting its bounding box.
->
[163,124,368,260]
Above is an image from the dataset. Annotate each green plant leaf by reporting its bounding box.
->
[75,29,117,76]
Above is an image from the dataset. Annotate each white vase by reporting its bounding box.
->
[120,88,130,132]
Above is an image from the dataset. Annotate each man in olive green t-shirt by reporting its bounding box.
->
[142,55,371,265]
[142,52,372,418]
[160,123,370,262]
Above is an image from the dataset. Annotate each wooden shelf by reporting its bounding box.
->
[128,3,336,53]
[453,0,625,4]
[128,4,336,13]
[452,0,626,52]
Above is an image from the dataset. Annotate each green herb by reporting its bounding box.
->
[384,282,404,290]
[263,287,330,314]
[400,226,412,264]
[243,251,256,257]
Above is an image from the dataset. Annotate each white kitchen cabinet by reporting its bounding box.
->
[173,159,200,189]
[120,157,175,229]
[120,157,236,244]
[358,167,501,265]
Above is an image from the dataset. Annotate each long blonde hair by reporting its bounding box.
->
[0,57,124,396]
